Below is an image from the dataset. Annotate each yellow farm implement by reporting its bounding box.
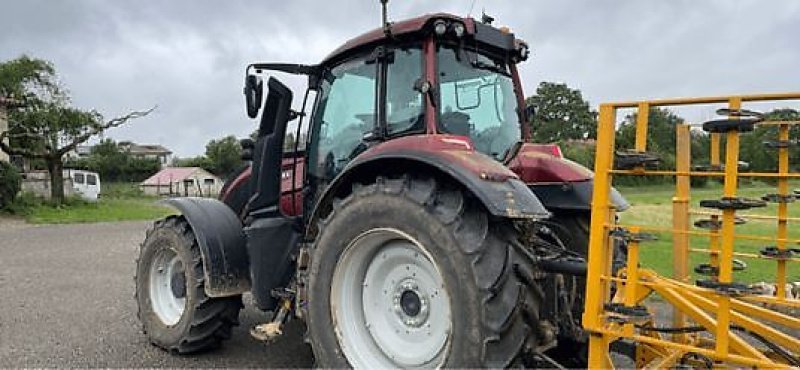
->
[585,93,800,368]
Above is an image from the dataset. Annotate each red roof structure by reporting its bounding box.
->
[141,167,207,186]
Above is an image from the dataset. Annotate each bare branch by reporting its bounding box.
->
[58,106,156,155]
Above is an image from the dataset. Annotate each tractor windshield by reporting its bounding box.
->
[437,45,521,160]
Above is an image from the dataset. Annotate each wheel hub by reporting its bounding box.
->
[400,289,422,317]
[331,228,451,368]
[393,281,429,326]
[149,248,186,326]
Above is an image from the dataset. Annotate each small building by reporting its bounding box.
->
[140,167,222,197]
[120,142,173,165]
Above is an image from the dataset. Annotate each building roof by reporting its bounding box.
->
[120,143,172,155]
[141,167,217,185]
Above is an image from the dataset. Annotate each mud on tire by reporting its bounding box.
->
[306,176,544,368]
[135,215,242,353]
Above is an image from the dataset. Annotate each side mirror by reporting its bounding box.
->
[240,138,254,161]
[524,104,536,122]
[244,74,263,119]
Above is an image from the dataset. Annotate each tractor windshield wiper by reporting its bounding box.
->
[471,60,510,77]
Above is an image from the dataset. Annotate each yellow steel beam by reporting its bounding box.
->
[642,348,684,370]
[609,169,800,178]
[608,91,800,108]
[688,248,800,264]
[711,133,721,168]
[672,124,691,343]
[635,102,650,152]
[654,276,800,327]
[690,210,800,223]
[592,328,790,369]
[585,104,617,368]
[714,97,743,356]
[775,122,790,300]
[610,223,800,247]
[680,288,799,351]
[623,227,641,337]
[649,283,769,362]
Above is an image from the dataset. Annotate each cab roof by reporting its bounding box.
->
[321,13,474,65]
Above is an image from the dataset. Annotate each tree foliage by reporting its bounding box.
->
[172,135,243,179]
[526,82,597,143]
[205,135,242,178]
[739,108,800,174]
[0,55,153,204]
[66,139,161,182]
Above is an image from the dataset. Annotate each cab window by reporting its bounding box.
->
[310,57,376,181]
[386,46,424,135]
[437,45,521,160]
[86,174,97,186]
[74,173,84,184]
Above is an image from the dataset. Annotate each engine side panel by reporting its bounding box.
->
[507,142,593,183]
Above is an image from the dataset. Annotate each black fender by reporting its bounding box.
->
[528,180,630,213]
[160,197,251,297]
[307,151,551,237]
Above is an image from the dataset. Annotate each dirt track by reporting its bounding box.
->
[0,220,313,367]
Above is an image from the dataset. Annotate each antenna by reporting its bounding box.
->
[466,0,477,18]
[380,0,392,37]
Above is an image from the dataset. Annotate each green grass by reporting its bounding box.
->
[19,182,174,224]
[617,181,800,283]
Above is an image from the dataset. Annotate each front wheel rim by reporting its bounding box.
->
[331,228,452,368]
[149,247,186,326]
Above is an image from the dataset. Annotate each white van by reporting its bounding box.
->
[66,169,101,201]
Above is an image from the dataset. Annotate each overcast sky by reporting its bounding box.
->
[2,0,799,157]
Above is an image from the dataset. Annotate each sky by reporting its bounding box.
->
[2,0,799,157]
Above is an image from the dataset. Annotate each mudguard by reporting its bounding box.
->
[308,135,551,235]
[160,197,251,297]
[529,180,630,212]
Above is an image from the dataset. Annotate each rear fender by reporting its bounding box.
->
[160,197,250,297]
[307,135,551,237]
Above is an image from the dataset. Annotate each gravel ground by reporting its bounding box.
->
[0,220,313,368]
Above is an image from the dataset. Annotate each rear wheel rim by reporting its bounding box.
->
[331,228,451,368]
[149,247,186,326]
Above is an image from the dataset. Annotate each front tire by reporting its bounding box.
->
[307,176,543,368]
[135,215,242,353]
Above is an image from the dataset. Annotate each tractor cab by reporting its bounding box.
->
[243,13,533,209]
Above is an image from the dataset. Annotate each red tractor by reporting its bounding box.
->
[135,9,628,368]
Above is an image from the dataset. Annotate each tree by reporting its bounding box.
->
[738,108,800,174]
[204,135,242,178]
[525,82,597,143]
[616,107,685,156]
[0,56,153,204]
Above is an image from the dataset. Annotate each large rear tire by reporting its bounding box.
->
[135,215,242,353]
[307,176,543,368]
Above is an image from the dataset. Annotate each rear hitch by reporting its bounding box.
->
[250,288,294,343]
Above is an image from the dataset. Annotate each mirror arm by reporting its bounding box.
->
[248,63,318,76]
